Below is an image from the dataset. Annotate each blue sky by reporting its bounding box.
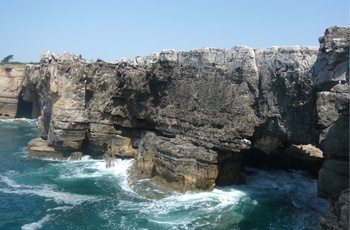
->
[1,0,348,62]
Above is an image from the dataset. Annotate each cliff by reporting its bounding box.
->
[22,46,322,187]
[0,64,26,118]
[17,26,349,227]
[314,26,349,230]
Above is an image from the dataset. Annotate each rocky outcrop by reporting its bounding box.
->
[0,64,25,118]
[27,137,82,160]
[22,45,323,192]
[17,26,349,228]
[20,28,348,208]
[0,64,40,119]
[313,26,349,230]
[321,189,349,230]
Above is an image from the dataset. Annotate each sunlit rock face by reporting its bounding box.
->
[0,65,25,118]
[313,26,349,230]
[0,64,41,119]
[21,27,348,201]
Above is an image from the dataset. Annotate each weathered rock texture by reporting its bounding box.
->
[9,25,346,228]
[313,26,349,230]
[0,64,40,119]
[20,27,349,226]
[22,45,324,191]
[0,64,25,118]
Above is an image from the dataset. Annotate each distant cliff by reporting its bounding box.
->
[13,26,350,229]
[0,64,40,119]
[0,64,26,118]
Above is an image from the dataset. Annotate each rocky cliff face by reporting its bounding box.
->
[313,26,349,230]
[22,45,323,191]
[17,26,349,228]
[0,64,25,118]
[21,27,349,227]
[0,64,40,119]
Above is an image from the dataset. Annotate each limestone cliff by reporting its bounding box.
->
[20,27,349,228]
[313,26,349,230]
[0,64,25,118]
[22,45,323,190]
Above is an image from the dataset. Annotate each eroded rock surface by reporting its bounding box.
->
[23,44,322,191]
[313,26,349,230]
[0,65,26,118]
[21,27,349,208]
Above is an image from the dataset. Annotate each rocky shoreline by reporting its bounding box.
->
[0,26,348,228]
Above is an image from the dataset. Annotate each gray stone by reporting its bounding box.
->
[19,27,349,208]
[313,26,350,87]
[313,26,350,230]
[320,189,349,230]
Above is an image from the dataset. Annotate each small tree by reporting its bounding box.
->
[1,55,14,63]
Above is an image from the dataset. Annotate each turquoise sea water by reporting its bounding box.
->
[0,120,328,230]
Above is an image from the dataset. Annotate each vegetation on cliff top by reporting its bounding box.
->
[0,54,39,65]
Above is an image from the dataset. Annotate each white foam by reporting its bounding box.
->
[108,158,134,176]
[47,206,73,212]
[168,187,245,207]
[133,186,246,227]
[21,214,52,230]
[0,183,97,206]
[59,158,134,179]
[0,118,37,124]
[0,175,22,188]
[242,166,328,225]
[57,158,137,197]
[108,159,136,194]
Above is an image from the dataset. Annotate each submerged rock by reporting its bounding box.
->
[13,119,28,124]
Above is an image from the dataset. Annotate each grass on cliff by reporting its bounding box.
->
[0,61,40,66]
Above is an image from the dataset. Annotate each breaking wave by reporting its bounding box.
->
[0,121,328,229]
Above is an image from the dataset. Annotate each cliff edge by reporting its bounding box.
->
[22,46,322,188]
[314,26,349,230]
[18,26,349,228]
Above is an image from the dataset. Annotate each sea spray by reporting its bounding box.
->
[0,120,328,229]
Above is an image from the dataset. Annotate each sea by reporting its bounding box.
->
[0,119,328,230]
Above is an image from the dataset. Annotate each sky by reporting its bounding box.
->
[0,0,349,62]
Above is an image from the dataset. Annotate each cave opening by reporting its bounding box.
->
[214,142,324,188]
[242,144,324,178]
[215,150,245,186]
[15,92,33,118]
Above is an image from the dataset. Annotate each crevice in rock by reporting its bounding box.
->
[81,129,91,155]
[85,89,94,104]
[242,144,323,177]
[15,90,40,119]
[215,150,244,186]
[15,91,33,118]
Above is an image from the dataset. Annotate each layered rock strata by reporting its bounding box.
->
[22,45,323,191]
[0,65,25,118]
[0,64,40,119]
[313,26,349,230]
[16,26,349,228]
[21,27,348,219]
